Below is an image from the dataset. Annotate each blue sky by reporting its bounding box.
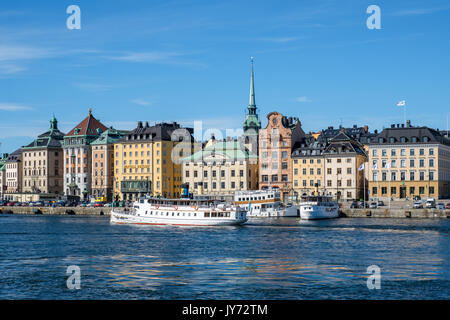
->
[1,0,450,153]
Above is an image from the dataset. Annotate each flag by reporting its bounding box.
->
[397,100,406,107]
[372,163,378,170]
[358,163,365,171]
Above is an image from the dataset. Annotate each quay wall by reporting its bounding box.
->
[0,206,111,216]
[0,206,448,218]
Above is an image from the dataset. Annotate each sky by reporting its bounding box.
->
[1,0,450,153]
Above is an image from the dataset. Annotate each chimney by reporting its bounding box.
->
[401,124,405,128]
[374,129,378,134]
[391,124,395,128]
[138,121,143,128]
[145,121,149,128]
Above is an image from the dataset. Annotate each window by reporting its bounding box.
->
[400,160,406,168]
[410,171,415,181]
[262,175,268,182]
[400,149,406,156]
[271,175,278,182]
[419,159,425,167]
[391,149,396,156]
[429,148,434,156]
[294,168,298,175]
[373,149,378,157]
[282,151,288,159]
[282,175,288,182]
[391,171,396,181]
[410,159,415,167]
[410,149,415,156]
[382,149,387,156]
[419,149,424,156]
[327,168,332,175]
[282,162,288,170]
[429,171,434,180]
[347,168,352,174]
[419,171,425,181]
[429,159,434,167]
[409,186,415,195]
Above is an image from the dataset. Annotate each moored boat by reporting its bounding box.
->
[299,195,339,220]
[234,188,298,217]
[110,196,248,226]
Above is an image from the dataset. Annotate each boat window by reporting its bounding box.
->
[166,212,169,216]
[205,212,210,217]
[188,213,191,217]
[194,213,197,217]
[172,212,175,216]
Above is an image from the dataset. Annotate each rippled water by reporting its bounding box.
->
[0,214,449,299]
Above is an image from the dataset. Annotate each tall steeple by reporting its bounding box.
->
[243,57,261,133]
[249,56,256,112]
[50,114,58,132]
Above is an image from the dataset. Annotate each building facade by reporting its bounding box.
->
[0,154,8,200]
[22,116,65,196]
[5,149,22,197]
[113,121,193,201]
[258,111,306,200]
[182,137,259,196]
[91,128,127,201]
[63,109,108,200]
[368,122,450,200]
[292,132,367,201]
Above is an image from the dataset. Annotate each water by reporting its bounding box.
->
[0,214,449,299]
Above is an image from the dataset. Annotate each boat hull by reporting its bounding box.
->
[299,205,339,220]
[110,210,247,226]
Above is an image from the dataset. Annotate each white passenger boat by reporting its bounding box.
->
[234,189,298,217]
[299,195,339,220]
[110,197,248,226]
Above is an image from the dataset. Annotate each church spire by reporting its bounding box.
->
[249,56,256,110]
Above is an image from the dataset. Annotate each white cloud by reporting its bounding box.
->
[295,96,312,103]
[108,51,183,63]
[131,99,152,106]
[0,103,32,111]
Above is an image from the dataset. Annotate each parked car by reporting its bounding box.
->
[6,202,16,206]
[93,203,104,208]
[425,198,436,209]
[446,203,450,210]
[103,203,111,207]
[87,202,95,207]
[436,203,445,210]
[413,196,421,201]
[377,200,385,206]
[350,201,359,208]
[413,201,423,209]
[359,201,369,208]
[369,202,377,209]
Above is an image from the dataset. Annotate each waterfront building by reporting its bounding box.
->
[91,128,128,201]
[0,153,8,200]
[292,131,367,201]
[63,109,108,201]
[113,121,193,201]
[22,116,65,198]
[368,121,450,200]
[258,111,306,200]
[181,136,259,197]
[5,149,22,198]
[242,58,261,155]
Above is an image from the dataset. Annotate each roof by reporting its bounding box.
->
[65,110,108,137]
[118,121,193,143]
[23,117,65,150]
[91,128,128,145]
[6,149,22,162]
[182,140,258,162]
[370,124,450,146]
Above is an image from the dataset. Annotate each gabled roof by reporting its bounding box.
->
[66,110,108,137]
[119,122,193,143]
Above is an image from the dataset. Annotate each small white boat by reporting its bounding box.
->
[110,197,248,226]
[234,189,298,217]
[299,195,339,220]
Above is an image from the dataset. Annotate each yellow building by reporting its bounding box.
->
[368,123,450,200]
[113,121,193,201]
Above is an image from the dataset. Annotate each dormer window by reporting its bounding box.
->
[378,137,384,143]
[389,137,395,143]
[423,136,430,142]
[400,137,406,143]
[411,136,418,143]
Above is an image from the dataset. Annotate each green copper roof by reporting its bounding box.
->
[91,128,128,145]
[182,140,258,162]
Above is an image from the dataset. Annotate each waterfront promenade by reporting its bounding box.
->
[0,206,449,218]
